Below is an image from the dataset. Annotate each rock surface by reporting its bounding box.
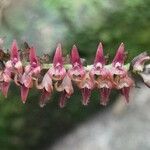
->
[49,84,150,150]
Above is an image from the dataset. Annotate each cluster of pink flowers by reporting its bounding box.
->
[0,40,149,107]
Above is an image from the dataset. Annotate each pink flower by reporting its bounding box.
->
[112,43,134,103]
[0,40,23,97]
[20,47,41,103]
[90,43,113,105]
[68,45,85,81]
[76,72,95,105]
[55,73,73,108]
[5,40,23,74]
[69,45,93,105]
[35,70,53,107]
[0,69,11,97]
[49,44,66,81]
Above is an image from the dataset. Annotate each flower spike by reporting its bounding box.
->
[0,41,149,107]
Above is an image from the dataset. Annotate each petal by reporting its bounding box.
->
[59,91,69,108]
[55,74,73,101]
[21,74,33,88]
[5,60,13,69]
[94,42,105,65]
[100,88,111,106]
[29,47,39,66]
[112,43,125,65]
[81,88,91,105]
[42,73,53,92]
[39,89,51,107]
[121,87,130,103]
[14,61,23,73]
[21,86,29,103]
[1,82,10,97]
[10,40,19,61]
[70,45,82,66]
[53,44,63,66]
[3,70,11,82]
[32,66,41,75]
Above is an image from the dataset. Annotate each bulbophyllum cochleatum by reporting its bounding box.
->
[0,40,149,108]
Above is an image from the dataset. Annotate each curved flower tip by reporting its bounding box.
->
[53,44,63,66]
[100,88,111,106]
[131,52,150,72]
[94,42,105,65]
[21,86,29,103]
[70,45,82,66]
[112,43,125,66]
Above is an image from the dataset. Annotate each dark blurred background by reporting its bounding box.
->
[0,0,150,150]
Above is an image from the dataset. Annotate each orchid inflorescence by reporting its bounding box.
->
[0,40,149,108]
